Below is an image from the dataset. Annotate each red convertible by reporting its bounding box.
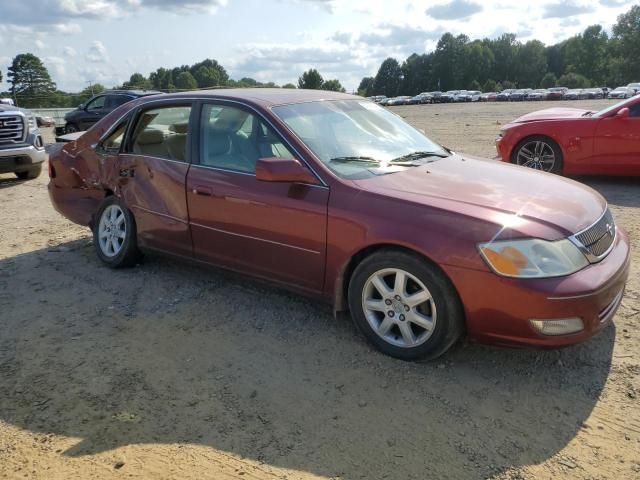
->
[496,95,640,175]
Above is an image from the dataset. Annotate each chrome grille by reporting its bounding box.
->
[574,209,615,260]
[0,114,25,146]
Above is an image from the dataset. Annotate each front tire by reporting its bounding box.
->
[348,250,464,361]
[511,135,563,174]
[92,197,141,268]
[65,123,79,134]
[15,165,42,180]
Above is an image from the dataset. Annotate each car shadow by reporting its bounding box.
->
[575,176,640,208]
[0,239,615,479]
[0,176,27,190]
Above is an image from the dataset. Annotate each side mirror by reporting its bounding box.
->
[255,157,318,184]
[616,107,630,119]
[78,103,85,110]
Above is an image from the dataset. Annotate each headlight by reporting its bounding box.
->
[478,238,589,278]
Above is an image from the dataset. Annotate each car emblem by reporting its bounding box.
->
[606,223,614,237]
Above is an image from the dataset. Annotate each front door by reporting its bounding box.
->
[592,101,640,175]
[80,95,109,130]
[117,102,194,257]
[187,102,329,292]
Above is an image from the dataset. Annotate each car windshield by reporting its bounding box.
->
[593,98,634,118]
[272,100,450,179]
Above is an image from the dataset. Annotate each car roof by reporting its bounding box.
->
[99,89,163,97]
[148,88,356,107]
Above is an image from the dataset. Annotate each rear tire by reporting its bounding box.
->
[348,250,464,361]
[15,165,42,180]
[92,197,141,268]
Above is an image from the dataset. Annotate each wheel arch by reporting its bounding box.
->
[333,243,463,317]
[509,134,564,172]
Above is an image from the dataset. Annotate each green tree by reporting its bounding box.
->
[557,72,590,88]
[502,80,516,89]
[432,33,469,90]
[175,71,198,90]
[488,34,519,84]
[322,79,345,92]
[468,80,481,91]
[514,40,547,87]
[123,73,152,90]
[483,79,497,92]
[540,72,557,88]
[7,53,57,107]
[372,57,403,96]
[400,53,434,95]
[298,69,324,89]
[193,65,220,88]
[282,83,296,89]
[611,5,640,83]
[189,59,228,86]
[357,76,374,96]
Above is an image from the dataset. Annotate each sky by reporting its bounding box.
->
[0,0,633,93]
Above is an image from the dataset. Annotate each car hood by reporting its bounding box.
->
[352,155,605,240]
[511,107,588,123]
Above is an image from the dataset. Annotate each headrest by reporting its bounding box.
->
[169,122,189,134]
[207,132,231,156]
[136,129,164,145]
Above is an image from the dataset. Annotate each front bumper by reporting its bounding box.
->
[0,144,47,174]
[445,227,631,348]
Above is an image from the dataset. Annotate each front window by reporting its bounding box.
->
[272,100,449,179]
[86,96,106,111]
[593,98,637,118]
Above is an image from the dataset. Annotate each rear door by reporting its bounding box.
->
[592,101,640,175]
[117,101,194,257]
[186,101,329,292]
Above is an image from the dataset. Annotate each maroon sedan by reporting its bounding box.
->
[48,89,630,360]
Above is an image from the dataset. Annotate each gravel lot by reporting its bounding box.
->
[1,100,638,480]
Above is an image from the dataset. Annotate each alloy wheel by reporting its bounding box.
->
[361,268,437,348]
[98,204,126,257]
[516,140,556,172]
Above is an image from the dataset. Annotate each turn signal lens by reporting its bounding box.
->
[530,318,584,336]
[479,238,589,278]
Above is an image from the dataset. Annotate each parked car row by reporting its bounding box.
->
[369,82,640,106]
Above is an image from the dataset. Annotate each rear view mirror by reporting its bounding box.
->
[255,157,318,184]
[616,107,630,119]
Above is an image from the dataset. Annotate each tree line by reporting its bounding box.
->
[359,5,640,97]
[0,54,345,108]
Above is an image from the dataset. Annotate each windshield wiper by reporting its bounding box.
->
[391,151,450,162]
[329,156,421,166]
[581,111,594,117]
[329,156,380,164]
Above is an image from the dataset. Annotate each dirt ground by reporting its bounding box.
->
[1,100,638,480]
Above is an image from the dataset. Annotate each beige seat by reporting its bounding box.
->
[166,122,189,161]
[133,129,169,159]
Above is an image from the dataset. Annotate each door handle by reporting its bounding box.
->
[119,167,135,178]
[191,185,212,196]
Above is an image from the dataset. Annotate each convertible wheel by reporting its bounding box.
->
[93,197,141,268]
[512,136,563,174]
[348,250,464,361]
